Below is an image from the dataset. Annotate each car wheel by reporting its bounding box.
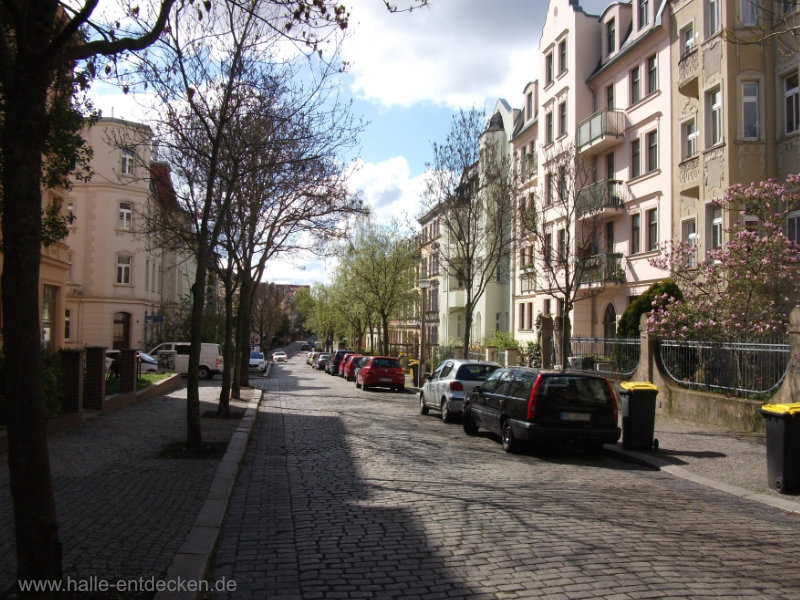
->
[396,386,405,393]
[198,366,210,380]
[356,380,362,389]
[501,421,517,453]
[362,383,369,391]
[441,399,451,423]
[462,405,477,436]
[419,394,429,415]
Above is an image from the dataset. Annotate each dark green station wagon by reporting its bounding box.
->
[462,367,621,453]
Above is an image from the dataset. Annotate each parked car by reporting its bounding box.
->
[149,342,224,379]
[353,356,370,382]
[249,351,265,369]
[272,350,288,362]
[462,367,621,453]
[342,354,364,381]
[327,349,353,375]
[420,359,501,422]
[307,351,319,366]
[356,356,405,392]
[313,353,331,370]
[301,342,311,351]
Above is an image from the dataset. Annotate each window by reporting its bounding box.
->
[66,201,74,223]
[64,308,71,341]
[116,255,131,285]
[707,86,723,146]
[706,0,720,37]
[41,285,56,350]
[546,111,554,144]
[121,149,135,175]
[559,101,567,136]
[682,118,698,158]
[545,173,553,205]
[788,211,800,243]
[558,229,566,262]
[631,138,641,178]
[527,92,533,120]
[710,205,723,250]
[740,0,758,25]
[145,259,150,291]
[631,214,641,254]
[780,1,799,15]
[742,81,760,139]
[607,18,616,54]
[118,202,132,230]
[630,66,641,105]
[647,55,658,94]
[639,0,649,27]
[545,232,553,266]
[647,208,658,251]
[681,24,695,56]
[546,52,554,84]
[606,151,615,180]
[543,298,551,317]
[606,221,614,251]
[785,71,799,134]
[559,40,567,74]
[558,166,566,200]
[606,84,614,109]
[682,219,698,267]
[647,130,658,172]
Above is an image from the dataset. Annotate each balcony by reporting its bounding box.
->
[679,156,700,197]
[579,253,625,286]
[576,179,625,219]
[520,152,537,181]
[448,288,466,311]
[678,47,699,97]
[576,108,626,154]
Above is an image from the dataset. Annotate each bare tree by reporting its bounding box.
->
[518,141,623,367]
[422,108,516,352]
[251,283,289,350]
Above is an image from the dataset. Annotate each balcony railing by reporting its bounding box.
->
[576,108,625,153]
[579,252,625,285]
[520,152,537,180]
[576,179,625,218]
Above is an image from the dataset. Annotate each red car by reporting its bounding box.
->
[338,353,357,377]
[356,356,405,392]
[342,354,363,381]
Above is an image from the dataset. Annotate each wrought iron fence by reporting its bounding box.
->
[657,339,789,398]
[568,337,640,377]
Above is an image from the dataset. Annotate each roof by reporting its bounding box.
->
[150,163,180,211]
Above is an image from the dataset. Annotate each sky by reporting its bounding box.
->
[91,0,611,287]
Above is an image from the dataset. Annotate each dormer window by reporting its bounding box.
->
[638,0,650,28]
[607,19,616,54]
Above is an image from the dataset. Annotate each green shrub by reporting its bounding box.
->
[618,279,683,337]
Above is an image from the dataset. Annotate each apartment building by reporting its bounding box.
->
[62,117,195,351]
[670,0,800,260]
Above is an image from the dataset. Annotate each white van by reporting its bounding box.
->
[149,342,224,379]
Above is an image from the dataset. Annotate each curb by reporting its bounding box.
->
[154,388,262,600]
[604,444,800,515]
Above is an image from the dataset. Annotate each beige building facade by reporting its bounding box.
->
[61,117,195,351]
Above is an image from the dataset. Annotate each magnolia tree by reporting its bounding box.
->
[647,175,800,341]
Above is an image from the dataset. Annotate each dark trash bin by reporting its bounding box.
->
[619,381,659,451]
[759,403,800,494]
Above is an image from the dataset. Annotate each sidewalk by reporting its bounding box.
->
[405,374,800,515]
[0,381,262,599]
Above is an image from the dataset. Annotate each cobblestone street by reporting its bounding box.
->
[210,358,800,600]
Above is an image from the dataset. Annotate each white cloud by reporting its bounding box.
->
[343,0,544,109]
[347,157,427,225]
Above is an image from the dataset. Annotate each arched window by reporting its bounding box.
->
[118,202,132,230]
[604,304,617,339]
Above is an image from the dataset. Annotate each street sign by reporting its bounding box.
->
[145,315,164,323]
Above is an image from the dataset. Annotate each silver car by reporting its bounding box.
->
[419,359,501,422]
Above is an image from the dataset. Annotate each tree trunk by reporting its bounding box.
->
[187,254,207,449]
[381,312,390,356]
[462,299,473,358]
[237,277,254,391]
[2,59,63,590]
[218,275,234,415]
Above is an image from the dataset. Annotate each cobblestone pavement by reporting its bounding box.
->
[210,357,800,600]
[0,380,252,596]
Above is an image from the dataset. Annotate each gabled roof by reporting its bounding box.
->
[150,162,180,212]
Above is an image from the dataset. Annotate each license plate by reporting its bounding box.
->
[380,377,392,382]
[561,412,591,422]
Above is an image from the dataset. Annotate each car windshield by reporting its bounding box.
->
[371,358,399,368]
[139,352,157,363]
[456,364,499,381]
[250,352,264,359]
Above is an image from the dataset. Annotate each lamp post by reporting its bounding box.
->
[418,278,431,386]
